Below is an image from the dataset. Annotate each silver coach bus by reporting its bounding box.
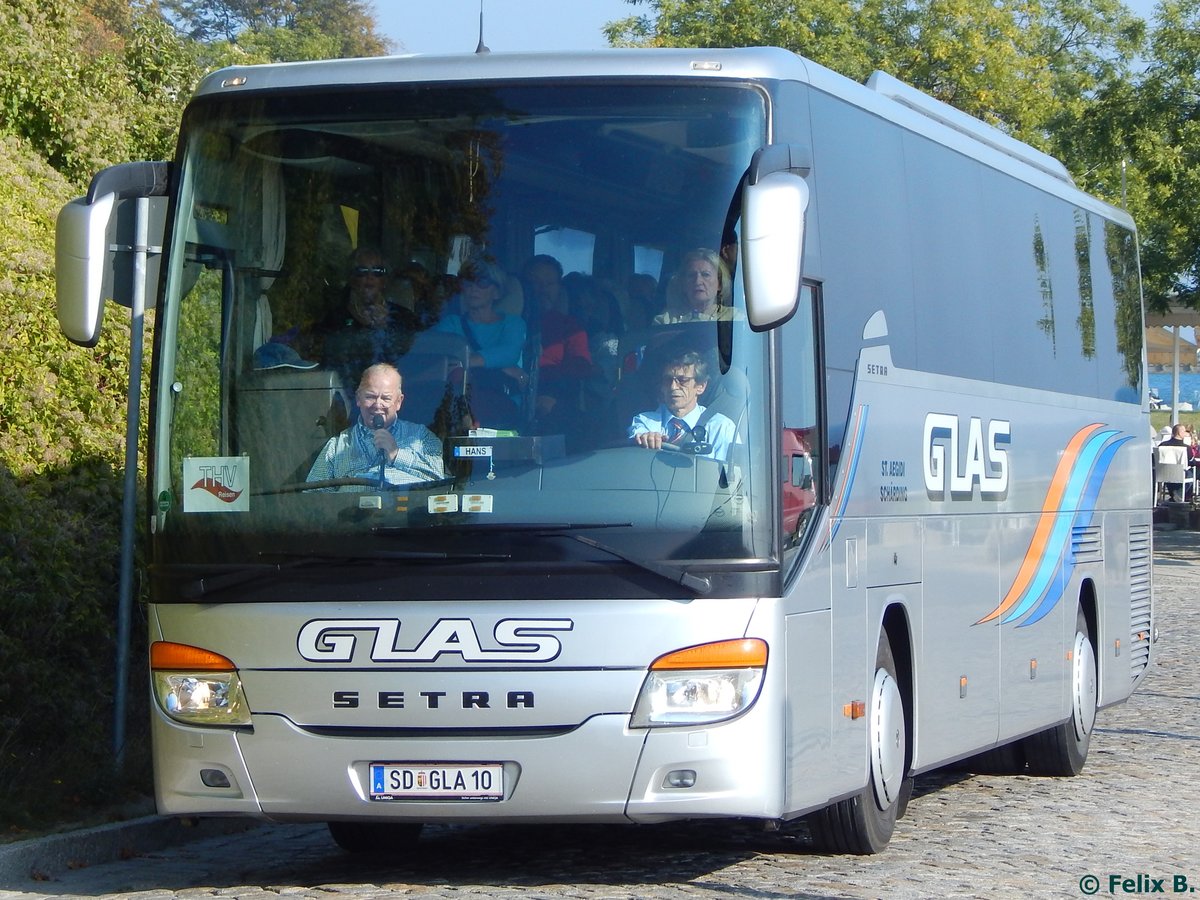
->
[57,47,1153,854]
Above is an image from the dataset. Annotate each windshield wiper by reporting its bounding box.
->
[540,531,712,595]
[161,548,511,600]
[375,522,711,595]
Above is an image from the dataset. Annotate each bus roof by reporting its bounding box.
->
[192,46,1133,231]
[193,46,811,96]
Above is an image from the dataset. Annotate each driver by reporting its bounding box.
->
[628,351,736,461]
[306,362,445,491]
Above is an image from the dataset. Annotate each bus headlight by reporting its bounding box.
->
[151,642,251,727]
[631,638,767,728]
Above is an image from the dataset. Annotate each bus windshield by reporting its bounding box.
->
[152,80,808,584]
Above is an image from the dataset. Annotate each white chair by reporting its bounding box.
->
[1155,444,1191,502]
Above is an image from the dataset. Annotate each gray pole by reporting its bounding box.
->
[114,198,150,769]
[1172,327,1182,428]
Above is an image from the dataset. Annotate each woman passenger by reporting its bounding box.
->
[653,248,741,324]
[433,256,528,428]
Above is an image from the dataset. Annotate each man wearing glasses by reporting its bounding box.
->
[320,246,424,391]
[306,363,445,491]
[628,351,736,461]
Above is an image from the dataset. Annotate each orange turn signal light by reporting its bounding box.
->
[649,638,768,671]
[151,641,236,672]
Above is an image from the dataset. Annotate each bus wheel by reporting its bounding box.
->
[1022,607,1096,776]
[327,821,423,854]
[806,630,910,854]
[958,740,1026,775]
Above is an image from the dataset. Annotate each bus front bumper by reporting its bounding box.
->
[152,703,784,824]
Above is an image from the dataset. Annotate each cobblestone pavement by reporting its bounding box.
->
[3,530,1197,900]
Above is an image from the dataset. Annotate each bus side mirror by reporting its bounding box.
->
[741,144,810,332]
[56,194,117,347]
[55,161,169,347]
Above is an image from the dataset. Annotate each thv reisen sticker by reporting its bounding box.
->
[183,457,250,512]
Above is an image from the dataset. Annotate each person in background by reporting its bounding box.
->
[1161,423,1189,449]
[523,254,567,318]
[628,350,736,461]
[306,363,444,491]
[562,271,625,393]
[434,255,528,428]
[320,245,423,390]
[1182,425,1200,479]
[1158,423,1197,501]
[653,248,742,324]
[523,256,596,432]
[626,272,659,331]
[398,260,450,329]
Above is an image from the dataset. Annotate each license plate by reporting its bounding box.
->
[369,763,504,801]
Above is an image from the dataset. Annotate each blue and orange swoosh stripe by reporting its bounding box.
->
[977,423,1131,628]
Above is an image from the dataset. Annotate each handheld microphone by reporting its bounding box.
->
[372,414,386,487]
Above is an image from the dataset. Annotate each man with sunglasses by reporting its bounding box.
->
[344,248,402,328]
[321,246,425,391]
[628,350,736,461]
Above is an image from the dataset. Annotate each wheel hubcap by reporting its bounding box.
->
[870,667,905,810]
[1072,630,1097,742]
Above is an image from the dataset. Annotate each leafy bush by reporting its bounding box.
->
[0,134,152,835]
[0,0,406,837]
[0,1,195,185]
[0,0,392,836]
[0,464,151,833]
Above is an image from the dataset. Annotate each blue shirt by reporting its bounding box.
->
[306,419,445,491]
[433,312,526,369]
[628,404,737,462]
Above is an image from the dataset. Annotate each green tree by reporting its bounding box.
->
[0,130,150,829]
[160,0,268,42]
[606,0,869,75]
[605,0,1184,306]
[302,0,391,57]
[0,0,198,184]
[607,0,1140,142]
[212,19,343,64]
[1106,0,1200,308]
[855,0,1055,131]
[123,11,207,162]
[0,0,183,827]
[162,0,392,60]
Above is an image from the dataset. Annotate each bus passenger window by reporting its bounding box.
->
[534,226,595,276]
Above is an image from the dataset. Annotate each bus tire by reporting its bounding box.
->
[1022,607,1096,776]
[806,630,909,854]
[958,741,1026,775]
[327,821,423,854]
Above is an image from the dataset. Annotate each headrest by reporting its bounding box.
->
[710,366,749,400]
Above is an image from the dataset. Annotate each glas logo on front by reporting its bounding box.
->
[923,413,1011,498]
[297,618,573,663]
